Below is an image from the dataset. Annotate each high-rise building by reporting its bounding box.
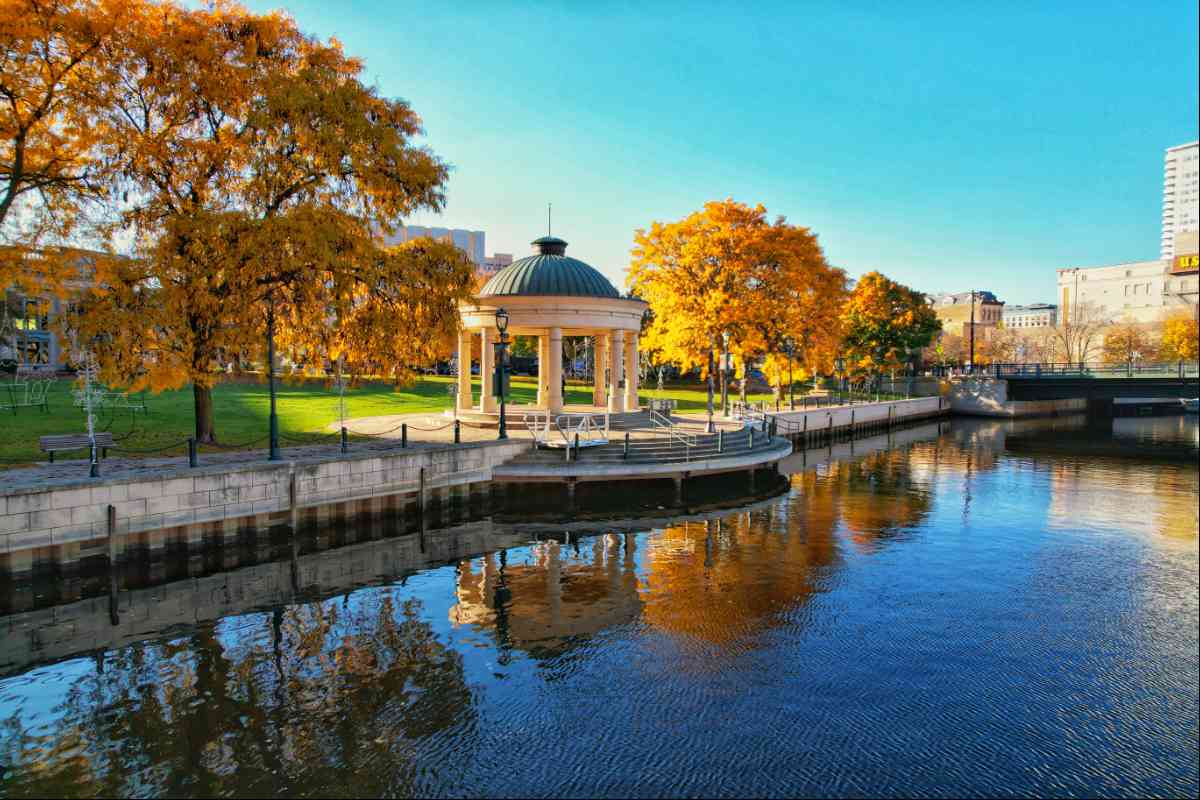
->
[482,253,513,275]
[389,225,486,266]
[1161,140,1199,259]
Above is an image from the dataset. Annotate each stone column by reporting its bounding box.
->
[536,334,547,408]
[548,326,564,413]
[608,330,625,413]
[479,327,497,412]
[624,333,639,410]
[457,328,472,410]
[592,334,608,407]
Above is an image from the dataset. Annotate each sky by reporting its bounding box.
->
[245,0,1199,304]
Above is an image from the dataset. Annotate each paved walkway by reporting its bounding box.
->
[0,409,760,493]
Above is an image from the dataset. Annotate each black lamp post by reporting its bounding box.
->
[267,294,280,461]
[720,331,730,416]
[834,355,846,404]
[784,337,796,410]
[495,308,509,440]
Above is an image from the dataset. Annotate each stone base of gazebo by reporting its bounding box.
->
[447,404,646,431]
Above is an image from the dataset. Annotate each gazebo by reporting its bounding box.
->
[456,235,647,416]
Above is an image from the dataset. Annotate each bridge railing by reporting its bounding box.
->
[990,361,1199,379]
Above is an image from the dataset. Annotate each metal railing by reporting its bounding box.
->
[990,361,1200,379]
[648,408,698,449]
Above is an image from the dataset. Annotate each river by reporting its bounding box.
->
[0,416,1196,798]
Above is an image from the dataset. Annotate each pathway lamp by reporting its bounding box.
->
[266,293,281,461]
[720,331,730,416]
[495,307,510,440]
[834,355,846,404]
[784,337,796,410]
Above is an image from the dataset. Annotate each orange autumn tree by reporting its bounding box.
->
[1159,313,1198,361]
[74,1,463,443]
[839,272,940,381]
[630,200,768,377]
[1100,318,1153,365]
[739,222,846,403]
[0,0,133,289]
[630,199,845,407]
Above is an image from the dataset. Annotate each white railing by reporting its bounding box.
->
[525,411,611,449]
[648,408,697,448]
[555,413,610,448]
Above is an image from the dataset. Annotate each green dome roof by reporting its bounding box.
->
[479,237,619,298]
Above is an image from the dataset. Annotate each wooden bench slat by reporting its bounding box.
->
[40,432,115,450]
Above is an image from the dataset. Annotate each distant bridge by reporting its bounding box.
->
[949,362,1198,418]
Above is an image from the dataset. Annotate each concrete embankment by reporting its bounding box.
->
[0,439,530,574]
[768,395,948,442]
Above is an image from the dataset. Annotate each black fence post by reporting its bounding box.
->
[454,419,461,444]
[718,429,724,453]
[401,423,408,448]
[340,427,348,454]
[89,443,99,478]
[188,437,198,468]
[623,431,630,460]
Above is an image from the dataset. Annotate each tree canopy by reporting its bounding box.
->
[839,271,940,376]
[47,0,469,441]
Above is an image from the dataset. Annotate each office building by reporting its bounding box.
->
[389,225,486,266]
[482,253,513,276]
[1162,140,1199,259]
[930,290,1004,337]
[1056,258,1196,325]
[1002,303,1058,329]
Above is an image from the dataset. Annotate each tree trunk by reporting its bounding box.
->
[193,384,217,443]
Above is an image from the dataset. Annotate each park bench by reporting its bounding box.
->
[38,432,114,462]
[2,378,51,413]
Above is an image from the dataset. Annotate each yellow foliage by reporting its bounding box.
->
[839,272,940,375]
[629,199,846,389]
[0,0,133,288]
[62,1,458,441]
[1160,314,1198,361]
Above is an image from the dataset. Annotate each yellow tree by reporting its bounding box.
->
[1159,313,1198,361]
[0,0,132,289]
[839,272,941,382]
[1100,319,1152,365]
[737,223,846,403]
[74,1,458,442]
[630,199,845,407]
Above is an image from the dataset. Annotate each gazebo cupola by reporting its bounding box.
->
[457,235,647,415]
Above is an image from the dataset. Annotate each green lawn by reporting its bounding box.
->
[0,375,796,466]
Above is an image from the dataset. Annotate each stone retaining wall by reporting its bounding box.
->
[0,440,530,571]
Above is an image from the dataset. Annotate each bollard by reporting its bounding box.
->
[623,431,630,460]
[340,427,348,454]
[401,423,408,448]
[718,429,724,453]
[188,437,198,468]
[748,429,754,449]
[574,432,580,460]
[89,443,99,478]
[454,419,461,444]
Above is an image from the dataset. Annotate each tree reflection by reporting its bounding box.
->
[638,503,839,645]
[822,450,935,552]
[450,535,643,660]
[0,593,473,798]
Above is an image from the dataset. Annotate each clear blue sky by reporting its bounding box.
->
[246,0,1198,304]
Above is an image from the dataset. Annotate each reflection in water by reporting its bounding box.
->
[0,418,1196,798]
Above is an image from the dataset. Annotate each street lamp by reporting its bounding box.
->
[783,337,796,410]
[834,355,846,404]
[495,308,509,440]
[266,293,280,461]
[720,331,730,416]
